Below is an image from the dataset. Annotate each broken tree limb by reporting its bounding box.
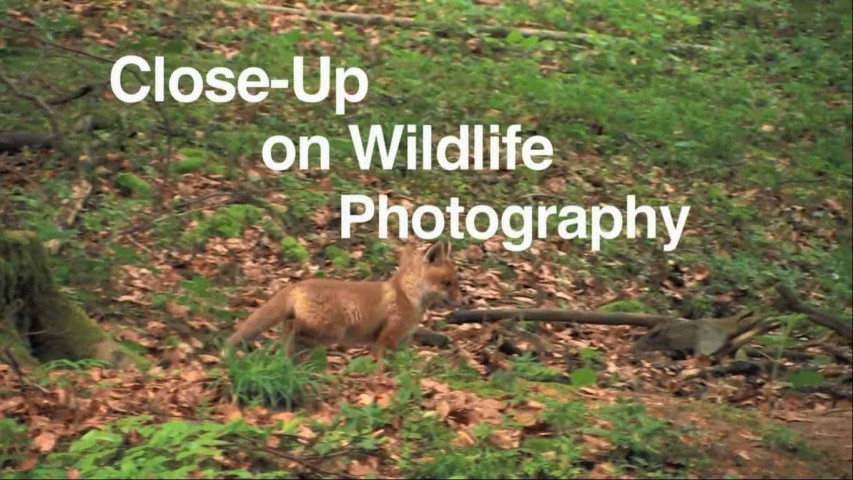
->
[46,80,109,106]
[223,2,721,53]
[712,318,780,360]
[446,308,671,328]
[0,131,56,154]
[0,67,66,155]
[412,326,450,348]
[0,20,175,177]
[679,359,779,380]
[775,283,852,342]
[632,311,763,358]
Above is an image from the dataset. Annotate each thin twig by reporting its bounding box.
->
[0,20,175,187]
[47,80,110,106]
[0,347,52,395]
[0,67,66,152]
[242,440,357,479]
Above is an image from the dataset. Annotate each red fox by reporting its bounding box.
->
[225,241,461,374]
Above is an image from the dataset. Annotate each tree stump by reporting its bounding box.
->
[0,229,146,368]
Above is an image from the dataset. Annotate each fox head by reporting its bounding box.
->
[398,240,462,308]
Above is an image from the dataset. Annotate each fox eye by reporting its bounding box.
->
[442,280,453,287]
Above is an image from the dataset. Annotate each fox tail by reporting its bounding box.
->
[225,287,294,348]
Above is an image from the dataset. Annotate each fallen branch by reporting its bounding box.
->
[0,131,56,154]
[0,67,66,154]
[223,2,721,53]
[0,347,52,395]
[679,359,779,380]
[712,318,780,360]
[47,80,109,106]
[789,383,853,400]
[239,438,357,479]
[0,20,175,188]
[775,283,852,342]
[446,308,670,328]
[412,326,450,348]
[745,347,817,363]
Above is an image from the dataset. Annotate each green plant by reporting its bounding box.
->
[761,424,815,458]
[279,236,310,262]
[23,415,292,478]
[223,344,328,410]
[343,355,378,375]
[181,204,265,247]
[539,399,587,433]
[175,275,229,318]
[114,173,155,198]
[510,353,565,382]
[323,245,352,270]
[598,299,653,313]
[0,418,30,470]
[585,400,704,474]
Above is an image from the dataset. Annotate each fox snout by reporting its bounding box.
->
[439,285,463,307]
[448,287,462,305]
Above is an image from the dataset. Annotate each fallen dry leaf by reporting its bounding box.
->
[490,429,521,449]
[454,429,476,447]
[435,400,451,421]
[33,431,58,453]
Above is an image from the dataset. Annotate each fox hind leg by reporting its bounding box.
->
[279,317,298,358]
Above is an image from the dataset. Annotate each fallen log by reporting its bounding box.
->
[412,326,450,348]
[446,308,670,328]
[0,131,56,154]
[446,308,775,359]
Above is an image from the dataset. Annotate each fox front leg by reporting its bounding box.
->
[371,314,413,378]
[370,344,387,376]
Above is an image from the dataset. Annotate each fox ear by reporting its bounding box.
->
[423,241,449,265]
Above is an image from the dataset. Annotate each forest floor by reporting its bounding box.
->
[1,0,851,478]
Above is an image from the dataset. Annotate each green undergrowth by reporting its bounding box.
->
[13,416,294,479]
[222,344,332,410]
[2,388,713,479]
[0,346,830,478]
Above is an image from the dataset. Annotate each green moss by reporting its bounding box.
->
[598,299,653,313]
[170,157,207,174]
[114,173,154,198]
[181,204,265,247]
[280,236,310,262]
[324,245,352,270]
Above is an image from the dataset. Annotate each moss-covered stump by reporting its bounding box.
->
[0,229,146,369]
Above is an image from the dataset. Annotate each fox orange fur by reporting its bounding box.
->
[225,241,461,373]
